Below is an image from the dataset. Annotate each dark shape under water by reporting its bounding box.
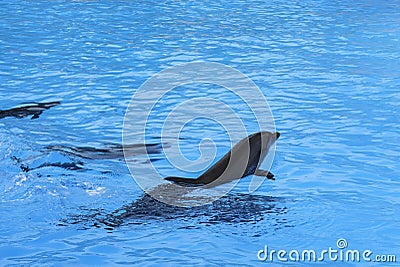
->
[0,101,60,119]
[46,143,163,160]
[60,193,289,231]
[19,161,85,172]
[11,143,163,174]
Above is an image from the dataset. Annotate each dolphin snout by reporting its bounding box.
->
[275,132,280,139]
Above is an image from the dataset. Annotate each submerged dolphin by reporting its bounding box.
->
[47,143,163,160]
[0,101,60,119]
[165,131,280,187]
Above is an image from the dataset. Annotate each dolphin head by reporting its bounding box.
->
[259,131,279,145]
[257,131,280,163]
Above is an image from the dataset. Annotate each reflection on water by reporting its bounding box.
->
[61,193,289,232]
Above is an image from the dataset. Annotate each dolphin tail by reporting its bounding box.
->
[164,176,203,187]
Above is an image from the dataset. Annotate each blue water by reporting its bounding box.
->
[1,0,399,266]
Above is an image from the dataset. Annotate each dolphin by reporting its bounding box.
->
[0,101,60,119]
[165,131,280,187]
[47,143,163,160]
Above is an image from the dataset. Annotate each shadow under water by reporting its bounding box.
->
[60,192,289,231]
